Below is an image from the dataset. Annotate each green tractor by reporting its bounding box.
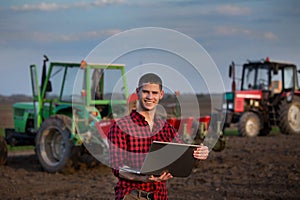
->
[1,55,225,172]
[4,56,129,172]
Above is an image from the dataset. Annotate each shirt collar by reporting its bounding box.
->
[130,110,166,129]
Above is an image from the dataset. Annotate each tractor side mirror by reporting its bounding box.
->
[229,62,235,78]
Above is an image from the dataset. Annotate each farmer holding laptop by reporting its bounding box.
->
[108,73,209,200]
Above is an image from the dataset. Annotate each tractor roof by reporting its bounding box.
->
[50,62,125,67]
[244,57,297,69]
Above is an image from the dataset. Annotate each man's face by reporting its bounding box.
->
[137,83,164,111]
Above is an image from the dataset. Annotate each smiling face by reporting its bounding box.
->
[136,83,164,112]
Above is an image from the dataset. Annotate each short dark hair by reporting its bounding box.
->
[138,73,162,90]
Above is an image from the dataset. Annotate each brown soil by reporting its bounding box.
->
[1,99,299,199]
[1,132,299,200]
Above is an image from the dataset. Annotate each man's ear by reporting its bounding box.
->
[160,90,164,100]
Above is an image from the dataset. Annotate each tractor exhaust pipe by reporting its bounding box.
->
[229,61,236,92]
[41,55,49,94]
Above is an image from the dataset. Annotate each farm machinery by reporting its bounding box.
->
[222,57,300,137]
[1,56,224,172]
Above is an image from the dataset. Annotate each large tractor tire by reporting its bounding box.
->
[35,115,75,173]
[0,135,8,165]
[278,97,300,135]
[238,112,260,137]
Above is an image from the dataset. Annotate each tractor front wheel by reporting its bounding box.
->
[0,135,8,165]
[238,112,260,137]
[278,97,300,135]
[35,115,74,173]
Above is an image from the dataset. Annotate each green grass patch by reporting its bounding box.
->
[223,128,239,136]
[8,145,35,152]
[223,126,281,136]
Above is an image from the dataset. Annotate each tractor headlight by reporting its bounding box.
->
[222,102,234,110]
[222,103,227,110]
[228,102,234,110]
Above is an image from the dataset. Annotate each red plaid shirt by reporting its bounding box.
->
[108,110,181,200]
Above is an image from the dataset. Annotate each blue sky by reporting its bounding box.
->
[1,0,300,95]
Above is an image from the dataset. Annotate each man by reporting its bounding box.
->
[108,73,209,200]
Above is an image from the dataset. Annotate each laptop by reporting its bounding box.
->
[120,141,199,177]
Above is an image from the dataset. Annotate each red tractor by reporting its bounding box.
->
[222,57,300,137]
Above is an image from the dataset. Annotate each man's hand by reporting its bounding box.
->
[193,143,209,160]
[149,171,173,182]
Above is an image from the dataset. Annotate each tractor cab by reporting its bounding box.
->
[29,60,129,130]
[240,58,299,95]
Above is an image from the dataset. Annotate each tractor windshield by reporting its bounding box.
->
[46,64,81,102]
[242,64,269,90]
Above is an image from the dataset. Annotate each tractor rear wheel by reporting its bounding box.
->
[0,135,8,165]
[35,115,74,173]
[238,112,260,137]
[278,97,300,135]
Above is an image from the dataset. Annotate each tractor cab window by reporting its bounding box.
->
[256,67,269,90]
[89,67,127,118]
[46,64,85,103]
[46,65,65,100]
[270,69,282,94]
[89,68,126,101]
[283,66,294,90]
[243,66,255,90]
[61,66,81,102]
[242,65,269,90]
[91,69,103,100]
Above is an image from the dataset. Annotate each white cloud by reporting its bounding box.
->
[263,32,278,41]
[215,5,251,16]
[11,0,124,11]
[33,29,123,42]
[0,29,122,44]
[215,26,278,41]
